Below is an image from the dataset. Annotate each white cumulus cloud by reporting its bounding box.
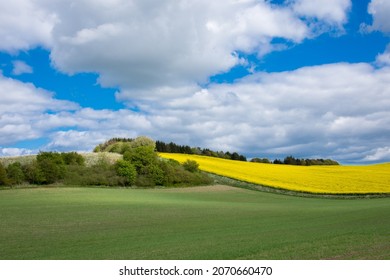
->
[0,0,353,100]
[0,148,34,157]
[1,0,387,164]
[48,0,310,96]
[0,74,78,145]
[39,62,390,163]
[1,62,389,163]
[376,44,390,66]
[364,147,390,162]
[292,0,351,25]
[367,0,390,33]
[12,60,33,75]
[115,62,390,163]
[0,0,56,52]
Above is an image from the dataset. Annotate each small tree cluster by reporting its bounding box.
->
[251,156,339,166]
[115,160,137,185]
[250,158,271,164]
[0,151,86,186]
[94,137,247,162]
[119,137,211,187]
[273,156,339,166]
[6,162,25,184]
[93,137,134,152]
[156,140,247,161]
[182,160,199,173]
[1,137,212,188]
[0,163,10,186]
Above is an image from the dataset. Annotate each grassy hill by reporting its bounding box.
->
[1,186,389,259]
[160,153,390,195]
[1,149,389,259]
[2,151,390,195]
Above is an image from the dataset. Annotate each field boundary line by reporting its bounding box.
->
[207,173,390,199]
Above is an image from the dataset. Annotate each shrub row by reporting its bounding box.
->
[0,148,212,188]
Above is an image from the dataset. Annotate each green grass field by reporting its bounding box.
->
[0,186,389,260]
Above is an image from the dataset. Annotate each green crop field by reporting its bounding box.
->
[0,186,389,260]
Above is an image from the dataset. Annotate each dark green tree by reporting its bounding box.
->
[115,160,137,185]
[38,158,65,184]
[23,160,46,184]
[6,162,25,185]
[123,145,158,172]
[251,158,271,163]
[37,151,64,165]
[284,156,297,165]
[0,163,10,185]
[182,160,199,173]
[36,152,66,184]
[61,152,85,165]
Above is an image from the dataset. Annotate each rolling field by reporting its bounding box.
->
[0,186,389,259]
[159,153,390,194]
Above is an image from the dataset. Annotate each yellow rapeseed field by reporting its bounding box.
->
[159,153,390,194]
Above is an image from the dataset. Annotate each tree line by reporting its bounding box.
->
[0,137,212,187]
[155,140,247,161]
[93,137,134,153]
[251,155,339,166]
[1,137,341,188]
[93,137,339,166]
[93,138,248,161]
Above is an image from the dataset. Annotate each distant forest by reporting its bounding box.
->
[252,156,339,166]
[155,140,247,161]
[94,137,339,166]
[93,138,247,161]
[155,141,339,166]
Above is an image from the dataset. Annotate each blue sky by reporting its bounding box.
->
[1,0,390,164]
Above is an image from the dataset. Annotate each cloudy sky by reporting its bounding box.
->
[1,0,390,164]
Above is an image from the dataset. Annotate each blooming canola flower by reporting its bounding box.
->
[160,153,390,194]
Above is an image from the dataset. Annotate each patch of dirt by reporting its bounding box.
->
[324,243,390,260]
[160,184,248,193]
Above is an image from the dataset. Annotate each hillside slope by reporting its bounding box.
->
[160,153,390,194]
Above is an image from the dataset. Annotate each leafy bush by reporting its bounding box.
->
[39,158,65,184]
[115,160,137,186]
[37,151,64,165]
[61,152,85,166]
[0,163,10,186]
[120,143,132,154]
[6,162,25,185]
[35,152,66,184]
[123,145,157,172]
[85,165,126,186]
[158,160,181,185]
[182,160,199,173]
[157,159,212,187]
[23,160,46,184]
[63,163,126,186]
[128,136,156,150]
[108,143,122,153]
[139,163,165,186]
[93,136,155,155]
[93,137,134,153]
[23,152,84,185]
[135,175,155,187]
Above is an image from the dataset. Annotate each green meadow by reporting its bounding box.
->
[0,186,389,260]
